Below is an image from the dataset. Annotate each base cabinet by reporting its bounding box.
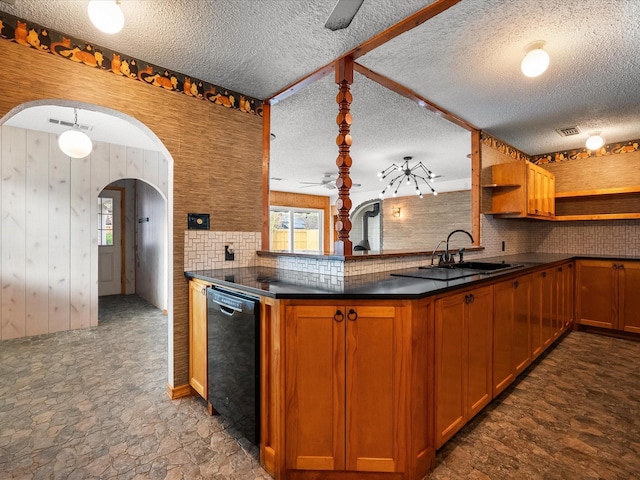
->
[434,285,493,448]
[493,274,532,397]
[269,299,434,480]
[577,260,640,333]
[188,278,210,398]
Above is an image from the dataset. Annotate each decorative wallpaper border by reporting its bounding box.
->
[530,139,640,165]
[0,12,262,116]
[480,133,529,162]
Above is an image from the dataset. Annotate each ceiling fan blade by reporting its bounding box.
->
[325,0,364,31]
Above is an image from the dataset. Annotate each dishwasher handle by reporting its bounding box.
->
[208,287,258,316]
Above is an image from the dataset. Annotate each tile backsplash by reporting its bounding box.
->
[184,231,261,271]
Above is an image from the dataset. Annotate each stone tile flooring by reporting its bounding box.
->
[0,295,638,479]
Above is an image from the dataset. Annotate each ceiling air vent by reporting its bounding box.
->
[556,126,580,137]
[48,118,93,131]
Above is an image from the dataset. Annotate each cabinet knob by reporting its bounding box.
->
[347,309,358,321]
[619,264,625,270]
[334,310,344,322]
[514,280,519,289]
[558,267,563,272]
[613,264,619,270]
[201,288,206,295]
[470,294,475,303]
[542,271,546,278]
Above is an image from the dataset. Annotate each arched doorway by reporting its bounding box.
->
[0,100,173,376]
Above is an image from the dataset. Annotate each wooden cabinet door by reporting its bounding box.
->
[512,275,531,375]
[619,262,640,334]
[434,292,466,448]
[493,279,515,396]
[547,172,556,216]
[346,305,403,472]
[556,263,573,333]
[576,260,617,329]
[530,271,544,358]
[285,305,345,471]
[188,279,209,398]
[435,286,492,448]
[541,270,555,347]
[466,286,493,419]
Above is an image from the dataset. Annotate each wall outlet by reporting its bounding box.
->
[225,245,235,261]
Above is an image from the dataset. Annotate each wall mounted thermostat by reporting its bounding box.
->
[187,213,210,230]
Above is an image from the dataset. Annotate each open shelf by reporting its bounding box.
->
[555,186,640,199]
[551,213,640,221]
[482,183,520,189]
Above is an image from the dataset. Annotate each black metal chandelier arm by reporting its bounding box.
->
[411,162,433,177]
[379,163,400,179]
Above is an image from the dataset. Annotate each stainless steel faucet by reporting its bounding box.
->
[443,229,474,264]
[430,239,446,266]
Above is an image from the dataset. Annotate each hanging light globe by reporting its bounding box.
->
[58,128,93,158]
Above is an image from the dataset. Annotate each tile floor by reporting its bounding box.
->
[0,295,638,479]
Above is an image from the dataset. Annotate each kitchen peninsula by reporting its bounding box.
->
[186,252,597,480]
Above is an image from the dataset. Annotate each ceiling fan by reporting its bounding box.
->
[300,173,362,190]
[325,0,365,31]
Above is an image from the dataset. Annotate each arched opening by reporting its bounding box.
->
[351,199,382,252]
[0,99,174,379]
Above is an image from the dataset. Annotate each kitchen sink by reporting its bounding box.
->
[392,261,524,282]
[440,261,524,271]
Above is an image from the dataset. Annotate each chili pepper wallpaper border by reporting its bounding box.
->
[0,12,263,116]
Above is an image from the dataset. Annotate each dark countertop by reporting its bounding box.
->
[184,253,600,300]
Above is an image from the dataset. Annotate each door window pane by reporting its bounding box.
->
[98,197,114,246]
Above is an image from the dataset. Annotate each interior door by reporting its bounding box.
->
[98,189,123,296]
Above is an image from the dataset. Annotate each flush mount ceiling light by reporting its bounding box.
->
[586,133,605,150]
[88,0,124,34]
[58,109,93,158]
[521,41,550,78]
[378,156,438,199]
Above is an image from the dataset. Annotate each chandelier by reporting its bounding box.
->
[378,156,438,199]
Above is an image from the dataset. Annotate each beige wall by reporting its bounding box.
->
[0,39,263,388]
[382,191,473,251]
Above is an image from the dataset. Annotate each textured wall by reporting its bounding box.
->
[136,180,167,311]
[0,39,263,388]
[381,191,473,251]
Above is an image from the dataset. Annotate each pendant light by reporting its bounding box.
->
[521,42,550,78]
[88,0,125,34]
[58,109,93,158]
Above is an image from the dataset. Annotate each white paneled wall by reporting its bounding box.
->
[0,125,168,340]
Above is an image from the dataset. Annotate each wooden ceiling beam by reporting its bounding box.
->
[264,0,462,105]
[350,0,463,60]
[353,62,478,132]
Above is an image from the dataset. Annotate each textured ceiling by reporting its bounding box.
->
[1,0,639,198]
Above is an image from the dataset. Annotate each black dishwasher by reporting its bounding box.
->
[207,286,260,444]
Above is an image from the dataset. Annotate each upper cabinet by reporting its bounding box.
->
[483,160,555,218]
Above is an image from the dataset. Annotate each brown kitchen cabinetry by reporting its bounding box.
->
[259,297,435,480]
[284,302,408,475]
[555,262,574,334]
[434,285,493,448]
[188,278,210,398]
[577,260,640,333]
[483,160,555,218]
[530,268,555,359]
[493,274,532,397]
